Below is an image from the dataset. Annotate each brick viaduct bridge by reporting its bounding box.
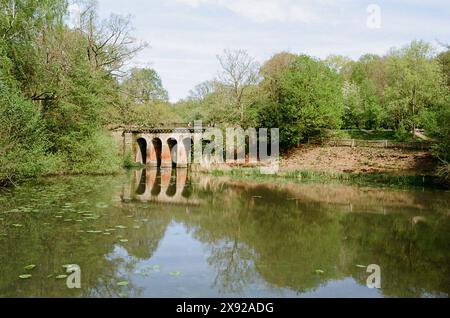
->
[111,124,206,168]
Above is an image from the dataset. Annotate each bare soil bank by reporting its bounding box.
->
[280,145,438,176]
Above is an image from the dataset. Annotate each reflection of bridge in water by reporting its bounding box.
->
[121,169,202,205]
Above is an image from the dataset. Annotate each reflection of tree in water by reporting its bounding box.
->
[207,239,258,294]
[0,175,171,297]
[1,173,449,297]
[180,184,344,294]
[120,205,171,260]
[179,179,450,297]
[340,213,450,297]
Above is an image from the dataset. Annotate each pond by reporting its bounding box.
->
[0,169,449,298]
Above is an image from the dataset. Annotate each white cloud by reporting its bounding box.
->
[97,0,450,101]
[175,0,322,23]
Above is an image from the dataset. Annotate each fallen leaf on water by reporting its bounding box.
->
[24,264,36,270]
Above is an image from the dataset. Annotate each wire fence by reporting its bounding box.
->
[308,137,434,150]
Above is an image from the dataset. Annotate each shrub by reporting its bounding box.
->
[0,83,54,185]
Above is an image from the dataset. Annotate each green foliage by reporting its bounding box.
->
[126,102,182,126]
[0,1,143,185]
[121,67,169,103]
[437,49,450,88]
[259,55,343,149]
[0,79,56,185]
[122,151,142,169]
[384,41,447,131]
[58,131,121,175]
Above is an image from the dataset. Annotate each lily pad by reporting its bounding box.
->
[19,274,32,279]
[55,274,68,279]
[356,264,366,268]
[169,271,181,277]
[24,264,36,270]
[115,225,127,229]
[315,269,325,275]
[119,239,129,243]
[117,281,129,286]
[12,223,23,227]
[135,271,150,277]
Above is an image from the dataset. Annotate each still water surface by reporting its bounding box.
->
[0,169,449,298]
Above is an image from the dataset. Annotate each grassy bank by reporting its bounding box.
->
[206,167,448,189]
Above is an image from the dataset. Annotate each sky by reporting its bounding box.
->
[86,0,450,102]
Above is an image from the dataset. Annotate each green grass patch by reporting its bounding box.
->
[208,167,445,189]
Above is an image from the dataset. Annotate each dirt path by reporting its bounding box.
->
[280,145,438,176]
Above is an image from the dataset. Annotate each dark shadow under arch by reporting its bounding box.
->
[151,169,161,196]
[152,138,162,167]
[137,138,147,164]
[135,169,146,195]
[166,169,177,197]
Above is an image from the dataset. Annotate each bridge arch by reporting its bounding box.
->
[136,138,147,164]
[150,138,162,167]
[167,138,178,168]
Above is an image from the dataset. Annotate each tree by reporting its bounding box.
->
[188,80,217,101]
[75,1,147,76]
[259,55,344,149]
[0,73,53,185]
[260,52,297,100]
[324,54,354,79]
[217,49,260,122]
[437,48,450,88]
[121,67,168,104]
[384,40,448,132]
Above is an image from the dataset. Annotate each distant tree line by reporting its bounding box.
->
[172,42,449,178]
[0,0,449,185]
